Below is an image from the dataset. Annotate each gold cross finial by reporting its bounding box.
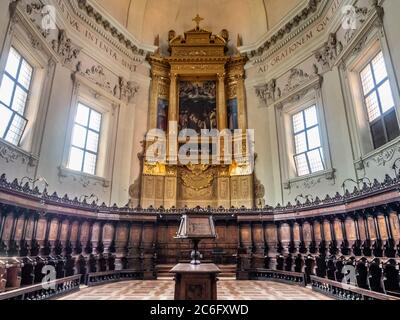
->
[192,14,204,30]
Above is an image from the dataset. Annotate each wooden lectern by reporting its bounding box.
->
[171,214,220,300]
[170,263,220,300]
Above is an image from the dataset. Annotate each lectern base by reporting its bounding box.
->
[170,263,220,300]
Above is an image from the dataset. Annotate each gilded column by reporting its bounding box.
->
[236,74,247,129]
[149,73,160,129]
[217,73,227,130]
[168,73,178,123]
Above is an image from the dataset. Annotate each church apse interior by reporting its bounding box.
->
[1,0,400,303]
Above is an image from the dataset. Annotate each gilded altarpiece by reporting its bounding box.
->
[140,21,253,209]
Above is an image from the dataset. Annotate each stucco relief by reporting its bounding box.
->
[0,142,37,167]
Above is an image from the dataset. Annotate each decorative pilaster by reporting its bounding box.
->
[217,73,227,130]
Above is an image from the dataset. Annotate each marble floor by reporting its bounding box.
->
[58,280,332,300]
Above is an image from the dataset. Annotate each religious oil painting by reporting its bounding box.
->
[178,80,217,133]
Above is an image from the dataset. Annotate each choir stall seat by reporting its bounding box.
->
[65,255,75,277]
[0,260,6,292]
[304,255,315,283]
[356,258,369,289]
[77,255,87,284]
[6,258,22,290]
[21,257,35,286]
[34,256,46,284]
[383,260,400,297]
[284,254,293,272]
[294,254,303,273]
[369,259,384,293]
[276,255,284,271]
[326,257,336,280]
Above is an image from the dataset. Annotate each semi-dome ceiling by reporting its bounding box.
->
[93,0,302,48]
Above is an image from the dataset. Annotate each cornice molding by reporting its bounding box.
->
[72,0,156,56]
[241,0,326,60]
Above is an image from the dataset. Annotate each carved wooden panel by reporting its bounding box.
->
[280,223,291,242]
[157,223,168,243]
[323,221,332,242]
[80,222,90,243]
[103,223,114,241]
[70,221,79,242]
[293,224,300,242]
[2,215,14,240]
[60,220,69,241]
[216,224,226,242]
[333,220,343,241]
[252,223,264,245]
[377,215,388,240]
[36,218,47,241]
[368,217,377,240]
[116,223,128,242]
[303,222,312,242]
[390,212,400,239]
[265,224,277,243]
[130,224,143,245]
[345,218,356,241]
[14,217,24,241]
[357,218,366,241]
[142,223,155,245]
[49,219,59,241]
[239,223,251,245]
[227,223,238,245]
[25,217,34,241]
[91,223,100,242]
[313,221,321,242]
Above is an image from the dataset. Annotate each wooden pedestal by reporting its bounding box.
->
[170,263,220,300]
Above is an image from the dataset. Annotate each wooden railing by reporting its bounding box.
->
[0,274,81,300]
[248,269,306,286]
[310,276,400,300]
[86,270,143,286]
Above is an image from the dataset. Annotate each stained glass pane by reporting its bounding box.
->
[304,105,318,128]
[372,51,388,84]
[294,154,309,176]
[292,111,305,133]
[5,48,21,79]
[365,91,381,122]
[75,104,90,126]
[378,80,395,113]
[68,147,84,172]
[294,132,307,154]
[83,152,97,175]
[360,64,374,95]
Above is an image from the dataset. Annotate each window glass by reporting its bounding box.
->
[67,103,102,175]
[0,47,32,146]
[292,105,325,176]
